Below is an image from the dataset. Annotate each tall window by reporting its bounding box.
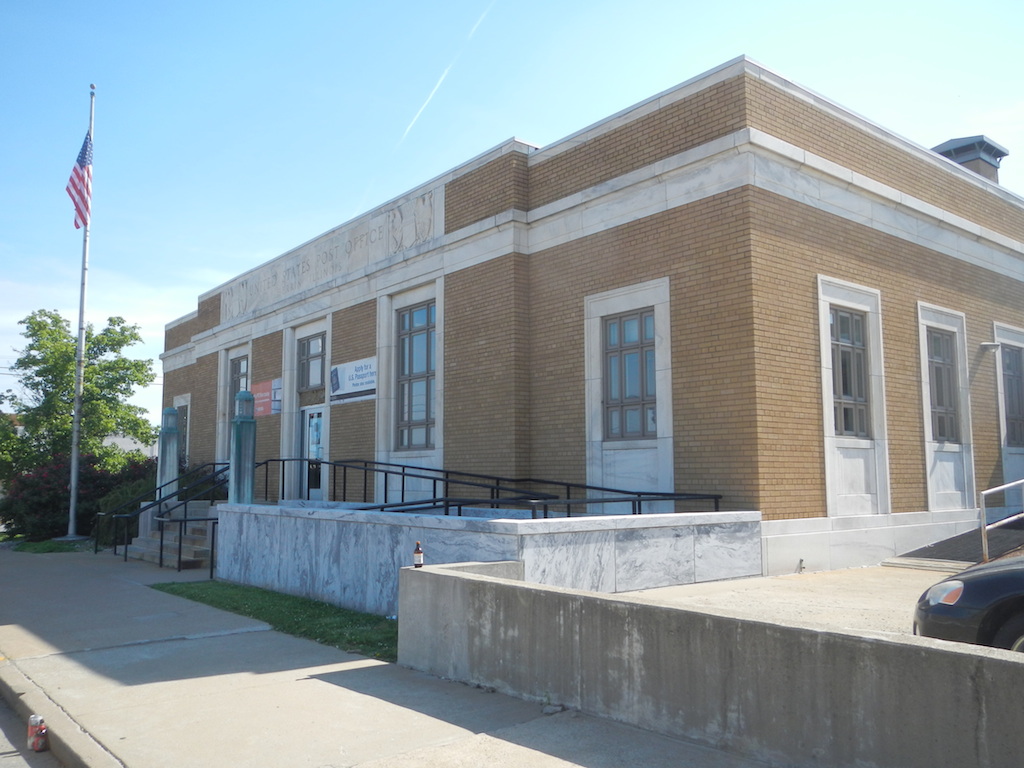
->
[230,356,249,399]
[831,307,870,437]
[928,328,959,442]
[1004,345,1024,447]
[604,308,656,439]
[397,301,435,449]
[176,404,189,468]
[298,334,325,390]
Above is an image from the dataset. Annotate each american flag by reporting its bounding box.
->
[66,131,93,229]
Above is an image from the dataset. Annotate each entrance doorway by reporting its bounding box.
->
[301,407,325,500]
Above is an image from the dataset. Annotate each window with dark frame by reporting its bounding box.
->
[396,301,435,450]
[830,306,870,438]
[1003,345,1024,447]
[298,334,325,390]
[229,356,249,401]
[927,328,960,443]
[604,308,656,440]
[176,404,189,469]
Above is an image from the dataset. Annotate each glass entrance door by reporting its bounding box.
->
[301,407,325,500]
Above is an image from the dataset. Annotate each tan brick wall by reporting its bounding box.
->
[163,294,222,351]
[515,183,1022,521]
[161,367,190,413]
[528,77,748,211]
[252,331,283,500]
[332,301,377,361]
[330,301,377,469]
[161,353,219,467]
[187,353,218,466]
[328,403,375,501]
[747,186,1024,519]
[441,71,1024,252]
[197,294,221,333]
[743,77,1024,244]
[444,253,531,486]
[252,330,283,382]
[157,67,1024,521]
[524,189,763,508]
[444,151,530,234]
[164,321,194,352]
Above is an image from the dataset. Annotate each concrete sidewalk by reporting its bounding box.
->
[0,548,768,768]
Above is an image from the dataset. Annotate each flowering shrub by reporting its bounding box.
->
[0,454,156,541]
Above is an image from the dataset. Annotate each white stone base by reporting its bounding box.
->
[761,508,981,575]
[216,503,762,616]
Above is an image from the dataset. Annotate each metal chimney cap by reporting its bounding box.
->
[932,135,1009,167]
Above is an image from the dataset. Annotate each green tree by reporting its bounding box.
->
[1,309,157,481]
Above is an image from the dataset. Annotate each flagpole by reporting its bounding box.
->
[64,84,95,541]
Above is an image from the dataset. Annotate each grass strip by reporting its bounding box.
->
[12,539,90,553]
[151,581,398,662]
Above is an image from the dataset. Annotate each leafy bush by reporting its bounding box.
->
[0,454,156,541]
[93,473,158,547]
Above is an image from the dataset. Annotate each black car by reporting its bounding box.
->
[914,554,1024,651]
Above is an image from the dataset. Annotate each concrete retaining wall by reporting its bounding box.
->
[216,503,761,616]
[398,562,1024,768]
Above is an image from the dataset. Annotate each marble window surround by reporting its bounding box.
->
[917,304,976,512]
[584,279,674,493]
[817,276,891,518]
[215,502,762,616]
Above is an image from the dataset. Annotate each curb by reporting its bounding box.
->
[0,655,123,768]
[881,557,973,572]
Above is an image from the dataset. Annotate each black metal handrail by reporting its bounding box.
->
[359,491,721,518]
[156,515,219,578]
[107,464,229,562]
[325,458,719,510]
[255,457,721,515]
[257,458,561,507]
[97,455,721,574]
[94,462,229,553]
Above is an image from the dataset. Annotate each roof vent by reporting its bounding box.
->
[932,135,1008,183]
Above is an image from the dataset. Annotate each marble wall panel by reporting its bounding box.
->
[216,505,762,615]
[520,530,617,592]
[613,526,696,591]
[693,522,762,582]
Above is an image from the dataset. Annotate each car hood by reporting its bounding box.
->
[956,553,1024,581]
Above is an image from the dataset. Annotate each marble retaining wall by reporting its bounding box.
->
[215,503,762,616]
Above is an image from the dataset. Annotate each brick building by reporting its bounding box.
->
[162,56,1024,574]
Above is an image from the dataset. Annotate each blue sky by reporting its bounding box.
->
[2,0,1022,424]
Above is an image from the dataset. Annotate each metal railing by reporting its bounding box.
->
[93,457,723,572]
[363,492,721,518]
[95,462,229,572]
[979,478,1024,562]
[157,514,219,578]
[255,457,722,517]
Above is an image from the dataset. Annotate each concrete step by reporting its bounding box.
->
[126,544,206,569]
[159,499,214,514]
[152,523,213,541]
[130,535,211,559]
[882,557,972,572]
[125,522,215,569]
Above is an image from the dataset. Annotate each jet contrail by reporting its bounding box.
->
[468,1,495,39]
[398,1,496,145]
[400,61,455,143]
